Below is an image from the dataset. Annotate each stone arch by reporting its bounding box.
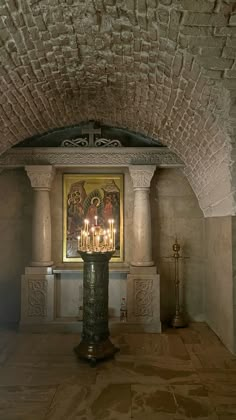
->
[0,0,234,216]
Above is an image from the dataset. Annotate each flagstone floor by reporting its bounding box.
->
[0,323,235,420]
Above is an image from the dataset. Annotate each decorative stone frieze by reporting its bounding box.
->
[0,148,183,168]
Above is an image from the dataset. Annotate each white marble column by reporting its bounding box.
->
[129,165,156,266]
[25,165,55,267]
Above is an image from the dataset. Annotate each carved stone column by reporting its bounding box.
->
[25,165,55,266]
[129,165,156,266]
[20,165,55,328]
[127,165,161,333]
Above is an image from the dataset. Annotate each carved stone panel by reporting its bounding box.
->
[127,271,161,332]
[134,279,153,318]
[28,279,47,317]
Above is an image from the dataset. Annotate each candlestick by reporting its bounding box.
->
[171,238,188,328]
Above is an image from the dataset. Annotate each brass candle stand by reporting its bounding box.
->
[167,238,189,328]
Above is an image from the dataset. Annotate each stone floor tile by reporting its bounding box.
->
[0,324,235,419]
[191,324,223,348]
[0,385,56,420]
[0,363,96,387]
[197,369,236,394]
[167,334,190,360]
[96,359,153,385]
[45,382,131,420]
[171,384,218,419]
[0,330,18,365]
[0,405,48,420]
[131,384,178,419]
[133,362,200,385]
[187,352,204,370]
[112,333,169,358]
[176,328,201,345]
[96,357,199,386]
[13,333,81,356]
[185,343,236,370]
[208,392,236,417]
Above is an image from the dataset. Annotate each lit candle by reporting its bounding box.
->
[83,232,86,249]
[113,229,116,250]
[77,236,80,249]
[83,230,86,248]
[111,219,114,244]
[94,215,98,226]
[91,227,95,248]
[84,219,89,233]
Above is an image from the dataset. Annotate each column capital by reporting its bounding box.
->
[25,165,55,191]
[129,165,156,189]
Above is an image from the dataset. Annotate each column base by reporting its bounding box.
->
[20,266,55,325]
[74,338,118,366]
[30,261,53,267]
[131,261,154,267]
[171,312,188,328]
[127,265,161,333]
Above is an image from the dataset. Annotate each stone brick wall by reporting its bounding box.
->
[0,1,236,215]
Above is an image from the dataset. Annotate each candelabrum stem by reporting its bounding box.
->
[175,257,180,316]
[171,238,188,328]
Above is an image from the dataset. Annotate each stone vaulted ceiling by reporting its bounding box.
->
[0,0,236,216]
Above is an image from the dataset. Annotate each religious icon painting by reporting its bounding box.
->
[63,174,124,262]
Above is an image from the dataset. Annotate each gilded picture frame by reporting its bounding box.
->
[63,174,124,262]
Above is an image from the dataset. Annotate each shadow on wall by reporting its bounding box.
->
[150,168,206,325]
[0,169,32,324]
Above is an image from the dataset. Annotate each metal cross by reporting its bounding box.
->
[81,122,101,147]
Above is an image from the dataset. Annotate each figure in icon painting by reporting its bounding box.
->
[65,176,122,259]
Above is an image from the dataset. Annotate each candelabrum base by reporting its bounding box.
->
[74,338,118,367]
[171,312,188,328]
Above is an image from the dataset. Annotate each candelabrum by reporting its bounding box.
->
[74,217,118,366]
[166,238,189,328]
[77,217,116,253]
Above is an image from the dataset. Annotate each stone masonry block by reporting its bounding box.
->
[198,56,234,70]
[182,12,228,27]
